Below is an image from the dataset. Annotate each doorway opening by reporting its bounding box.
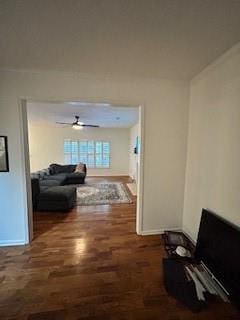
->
[21,99,144,242]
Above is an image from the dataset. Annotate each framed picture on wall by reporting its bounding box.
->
[0,136,9,172]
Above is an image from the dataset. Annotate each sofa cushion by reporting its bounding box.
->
[42,168,50,175]
[64,172,86,185]
[68,172,85,178]
[49,163,76,174]
[31,173,40,180]
[40,179,61,187]
[34,168,50,180]
[37,186,76,211]
[40,186,49,192]
[39,186,76,202]
[31,178,40,210]
[44,173,67,182]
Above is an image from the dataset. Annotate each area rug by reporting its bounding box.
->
[76,182,132,206]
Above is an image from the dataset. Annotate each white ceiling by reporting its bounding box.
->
[27,102,139,128]
[1,1,240,80]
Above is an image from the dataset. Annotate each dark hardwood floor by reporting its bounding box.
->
[0,176,238,319]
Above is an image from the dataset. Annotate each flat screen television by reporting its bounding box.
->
[195,209,240,307]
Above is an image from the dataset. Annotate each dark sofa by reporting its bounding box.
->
[31,163,86,211]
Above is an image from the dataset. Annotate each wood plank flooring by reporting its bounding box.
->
[0,176,239,319]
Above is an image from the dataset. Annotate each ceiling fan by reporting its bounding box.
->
[56,116,99,129]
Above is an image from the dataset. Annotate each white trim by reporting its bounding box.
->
[18,100,30,244]
[136,105,144,235]
[21,99,145,242]
[19,99,33,244]
[87,174,130,177]
[140,227,181,236]
[0,240,26,247]
[140,227,197,243]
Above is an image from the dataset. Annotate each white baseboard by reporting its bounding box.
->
[140,227,182,236]
[0,239,26,247]
[140,227,197,246]
[87,174,130,177]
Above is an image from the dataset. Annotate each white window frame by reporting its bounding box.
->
[64,140,110,168]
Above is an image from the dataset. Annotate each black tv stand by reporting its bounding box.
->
[163,256,231,313]
[163,258,207,312]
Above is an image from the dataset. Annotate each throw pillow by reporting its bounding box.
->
[49,163,65,174]
[75,163,85,173]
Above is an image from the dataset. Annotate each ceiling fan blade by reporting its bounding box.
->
[56,122,72,125]
[81,124,100,128]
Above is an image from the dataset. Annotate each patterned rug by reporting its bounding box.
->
[76,182,132,206]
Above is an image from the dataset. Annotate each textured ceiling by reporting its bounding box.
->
[27,102,139,128]
[1,0,240,80]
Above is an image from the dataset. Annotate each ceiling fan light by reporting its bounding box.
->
[72,124,83,130]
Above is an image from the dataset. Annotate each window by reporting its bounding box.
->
[64,140,110,168]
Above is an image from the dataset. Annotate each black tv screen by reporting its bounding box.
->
[195,209,240,307]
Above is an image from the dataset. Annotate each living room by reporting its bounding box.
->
[27,100,140,212]
[0,1,240,319]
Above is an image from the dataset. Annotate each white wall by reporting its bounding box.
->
[0,97,29,245]
[0,70,189,245]
[28,122,130,176]
[129,123,139,181]
[183,43,240,241]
